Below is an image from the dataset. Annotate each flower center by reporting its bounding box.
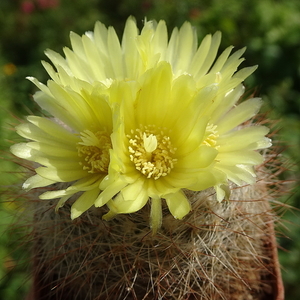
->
[127,125,177,180]
[203,124,219,148]
[77,130,111,173]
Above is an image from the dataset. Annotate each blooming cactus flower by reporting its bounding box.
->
[97,62,271,232]
[11,17,271,231]
[10,82,113,219]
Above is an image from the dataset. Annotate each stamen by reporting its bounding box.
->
[203,124,219,148]
[77,130,111,173]
[127,126,177,180]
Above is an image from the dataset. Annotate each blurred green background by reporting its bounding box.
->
[0,0,299,299]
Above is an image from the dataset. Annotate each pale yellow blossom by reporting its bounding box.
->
[11,82,113,219]
[11,17,271,230]
[96,62,270,232]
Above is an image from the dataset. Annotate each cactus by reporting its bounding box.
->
[15,145,285,300]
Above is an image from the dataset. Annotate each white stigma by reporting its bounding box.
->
[127,126,177,180]
[143,133,158,153]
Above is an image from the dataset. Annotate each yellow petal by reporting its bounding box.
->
[217,150,264,166]
[55,194,73,211]
[164,190,191,220]
[148,177,179,197]
[176,145,218,169]
[217,126,271,151]
[102,208,117,221]
[47,81,99,129]
[27,141,78,158]
[152,20,168,58]
[71,188,100,219]
[44,49,70,73]
[10,143,34,160]
[192,31,222,80]
[34,156,81,169]
[36,166,87,182]
[215,165,256,185]
[187,169,227,191]
[70,31,86,60]
[40,189,70,200]
[216,98,262,135]
[22,174,56,190]
[208,84,245,124]
[209,45,234,74]
[41,61,60,84]
[122,17,141,79]
[135,62,172,126]
[121,178,145,201]
[163,171,199,189]
[63,47,92,81]
[108,188,149,214]
[173,22,197,73]
[33,91,81,131]
[66,174,103,192]
[107,26,124,79]
[95,178,127,207]
[214,184,231,202]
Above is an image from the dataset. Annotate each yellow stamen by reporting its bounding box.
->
[77,130,111,173]
[127,125,177,180]
[203,124,219,148]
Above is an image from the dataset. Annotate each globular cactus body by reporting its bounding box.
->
[22,149,284,300]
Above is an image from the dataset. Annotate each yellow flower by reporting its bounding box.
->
[11,81,113,219]
[11,17,271,230]
[96,62,270,232]
[40,17,255,91]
